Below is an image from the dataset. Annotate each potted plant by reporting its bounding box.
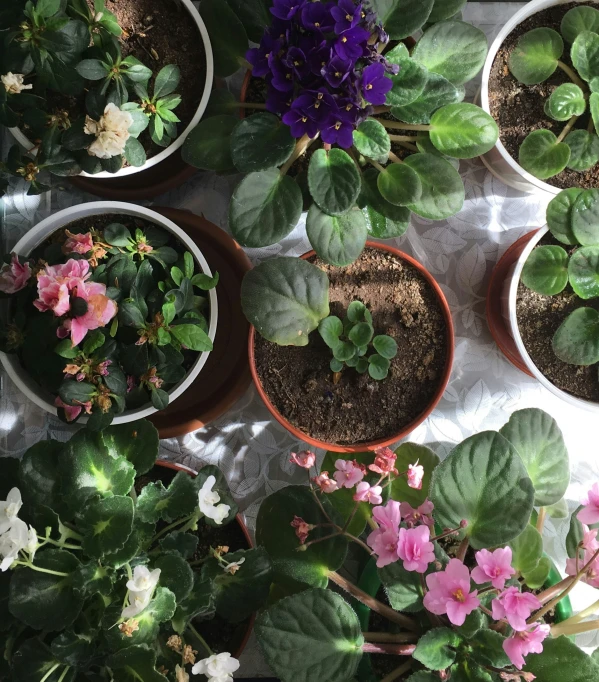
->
[0,418,273,681]
[183,0,498,268]
[240,242,454,452]
[0,0,213,196]
[0,201,218,429]
[252,407,599,682]
[480,0,599,195]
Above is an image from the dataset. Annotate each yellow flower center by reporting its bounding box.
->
[335,121,342,130]
[335,71,341,77]
[342,37,347,43]
[453,589,465,603]
[366,84,373,90]
[346,13,352,20]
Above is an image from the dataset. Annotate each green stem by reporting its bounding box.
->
[556,115,579,143]
[151,512,196,545]
[388,134,418,142]
[187,623,213,656]
[40,663,61,682]
[367,157,386,173]
[341,501,361,533]
[14,561,69,577]
[557,61,588,91]
[558,597,599,627]
[375,118,431,131]
[388,151,403,164]
[456,537,469,562]
[280,133,318,175]
[57,666,70,682]
[38,536,81,551]
[343,531,375,556]
[551,618,599,637]
[536,507,546,534]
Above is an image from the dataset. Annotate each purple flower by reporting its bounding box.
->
[331,0,362,34]
[320,104,355,148]
[266,87,294,115]
[282,95,319,138]
[283,46,310,80]
[322,54,352,88]
[334,25,370,61]
[270,59,295,92]
[301,2,335,32]
[271,0,306,20]
[361,62,392,105]
[307,40,331,76]
[246,36,282,78]
[302,88,336,123]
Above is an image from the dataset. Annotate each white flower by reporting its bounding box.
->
[191,653,240,681]
[121,589,152,619]
[176,665,190,682]
[0,518,28,571]
[223,558,245,575]
[0,488,22,535]
[126,565,161,594]
[84,103,133,159]
[25,526,37,561]
[2,73,32,95]
[198,476,231,526]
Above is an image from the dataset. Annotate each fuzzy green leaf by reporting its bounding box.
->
[547,84,586,121]
[546,188,583,245]
[572,30,599,82]
[509,28,564,84]
[413,628,462,670]
[519,129,570,180]
[569,245,599,299]
[565,130,599,171]
[306,205,367,267]
[404,153,465,220]
[391,443,440,507]
[377,163,423,206]
[136,471,198,523]
[231,113,295,173]
[369,0,434,39]
[308,148,361,216]
[553,307,599,365]
[353,119,391,162]
[561,6,599,43]
[81,495,134,559]
[391,72,462,125]
[521,245,569,296]
[572,188,599,245]
[181,115,236,172]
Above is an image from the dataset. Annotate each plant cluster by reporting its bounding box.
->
[184,0,498,268]
[0,420,273,682]
[522,187,599,366]
[319,299,398,380]
[0,216,218,428]
[0,0,183,195]
[509,6,599,180]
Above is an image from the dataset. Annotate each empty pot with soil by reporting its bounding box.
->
[241,242,454,452]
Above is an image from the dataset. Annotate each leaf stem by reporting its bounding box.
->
[380,661,413,682]
[388,151,403,164]
[536,507,546,534]
[556,115,579,143]
[57,666,70,682]
[557,597,599,627]
[341,501,361,533]
[374,118,431,131]
[388,134,419,142]
[551,617,599,637]
[40,664,61,682]
[14,561,69,577]
[456,537,469,562]
[280,133,318,175]
[373,106,391,114]
[362,632,418,643]
[151,512,196,545]
[310,486,336,526]
[367,157,387,173]
[187,623,213,656]
[362,642,417,655]
[557,61,588,91]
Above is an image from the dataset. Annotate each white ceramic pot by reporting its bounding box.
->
[503,226,599,412]
[480,0,598,195]
[9,0,213,180]
[0,201,218,424]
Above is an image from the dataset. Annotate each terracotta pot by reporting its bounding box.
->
[154,460,255,659]
[248,241,455,453]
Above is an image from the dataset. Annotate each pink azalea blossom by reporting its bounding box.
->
[54,395,92,422]
[503,624,550,670]
[34,259,90,316]
[290,516,314,545]
[63,231,94,255]
[397,525,435,573]
[407,461,424,490]
[334,459,365,489]
[423,559,480,626]
[491,587,541,631]
[57,280,117,347]
[0,254,31,294]
[290,450,316,469]
[400,500,435,528]
[367,501,401,568]
[353,482,383,505]
[566,547,599,588]
[96,360,112,376]
[578,483,599,525]
[312,471,338,494]
[471,547,516,590]
[369,447,399,475]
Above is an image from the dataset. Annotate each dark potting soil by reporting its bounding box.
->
[488,2,599,190]
[253,248,448,446]
[516,234,599,403]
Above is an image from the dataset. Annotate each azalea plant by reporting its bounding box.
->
[508,6,599,180]
[0,0,183,195]
[0,420,272,682]
[253,408,599,682]
[184,0,498,267]
[522,187,599,366]
[0,217,217,428]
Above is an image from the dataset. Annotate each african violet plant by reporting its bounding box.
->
[249,408,599,682]
[184,0,498,267]
[509,6,599,180]
[522,187,599,367]
[0,420,272,682]
[0,0,183,195]
[0,217,217,428]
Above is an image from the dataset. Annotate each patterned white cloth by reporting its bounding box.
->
[1,4,598,674]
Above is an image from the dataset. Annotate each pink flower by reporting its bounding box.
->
[423,559,480,626]
[582,524,599,551]
[0,254,31,294]
[367,501,401,568]
[126,375,136,393]
[58,280,117,347]
[54,396,92,422]
[407,461,424,490]
[34,259,90,316]
[372,500,401,530]
[290,516,314,545]
[400,500,435,528]
[578,483,599,525]
[96,360,112,376]
[566,547,599,588]
[397,525,435,573]
[503,624,550,670]
[491,587,541,631]
[63,231,94,255]
[334,459,365,489]
[290,450,316,469]
[312,471,338,494]
[369,447,399,475]
[353,482,383,505]
[471,547,516,590]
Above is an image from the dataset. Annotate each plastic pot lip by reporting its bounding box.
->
[9,0,213,180]
[0,201,218,425]
[247,241,455,453]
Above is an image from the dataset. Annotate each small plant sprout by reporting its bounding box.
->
[319,300,398,380]
[508,6,599,179]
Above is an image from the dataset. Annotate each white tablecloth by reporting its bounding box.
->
[2,4,598,674]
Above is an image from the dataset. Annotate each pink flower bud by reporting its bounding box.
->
[290,450,316,469]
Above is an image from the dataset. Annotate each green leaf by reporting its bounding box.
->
[591,92,599,135]
[58,379,96,409]
[349,322,374,347]
[413,628,462,670]
[428,0,467,23]
[119,300,145,328]
[404,153,465,220]
[101,422,158,478]
[547,84,586,121]
[170,323,213,352]
[450,661,494,682]
[509,28,564,84]
[75,58,108,80]
[160,531,198,559]
[241,257,329,346]
[430,430,535,548]
[373,335,398,359]
[572,188,599,245]
[455,609,487,639]
[546,497,569,519]
[124,136,146,168]
[385,57,429,108]
[368,354,390,380]
[255,486,347,588]
[191,272,219,290]
[230,169,303,247]
[569,245,599,299]
[360,167,414,222]
[406,675,440,682]
[224,0,272,42]
[81,495,134,558]
[377,163,423,206]
[107,645,168,682]
[519,129,570,180]
[136,470,198,523]
[51,630,95,667]
[524,635,599,682]
[255,588,363,682]
[334,340,356,362]
[54,339,79,358]
[508,524,543,574]
[521,245,569,296]
[553,307,599,364]
[565,130,599,171]
[561,6,599,43]
[153,554,193,602]
[469,629,510,668]
[306,205,367,267]
[36,0,61,17]
[319,316,343,348]
[347,301,372,324]
[361,204,410,239]
[20,440,63,511]
[412,21,489,86]
[391,443,439,507]
[153,64,180,99]
[199,0,248,77]
[429,103,499,159]
[231,113,295,173]
[181,115,237,171]
[172,575,215,634]
[369,0,434,39]
[308,148,361,216]
[572,31,599,82]
[379,560,424,612]
[353,119,391,162]
[547,188,583,245]
[522,556,552,589]
[330,358,344,372]
[391,72,462,125]
[12,640,65,682]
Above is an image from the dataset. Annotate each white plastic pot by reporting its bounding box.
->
[0,201,218,424]
[9,0,213,179]
[480,0,599,195]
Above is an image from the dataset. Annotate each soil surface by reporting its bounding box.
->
[488,2,599,190]
[254,248,449,446]
[516,234,599,403]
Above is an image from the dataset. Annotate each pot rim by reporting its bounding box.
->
[0,201,218,424]
[248,241,455,453]
[9,0,214,180]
